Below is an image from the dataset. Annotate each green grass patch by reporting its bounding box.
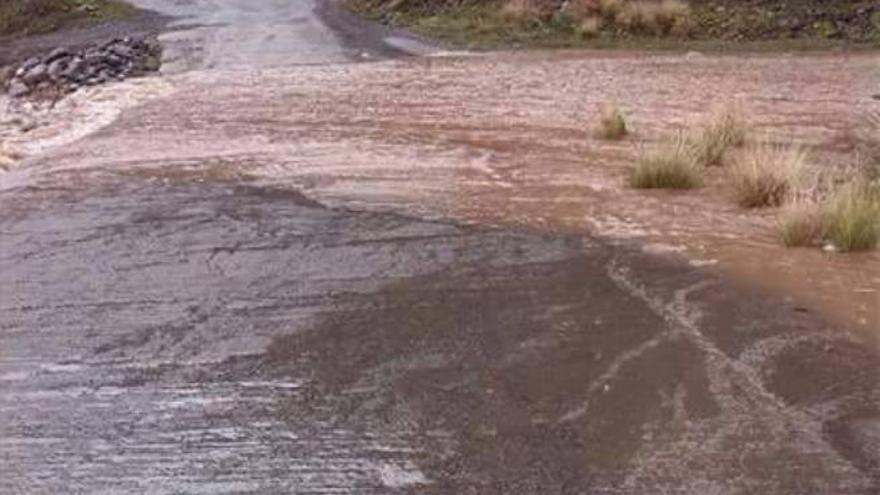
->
[823,184,880,252]
[348,0,879,50]
[777,184,880,251]
[0,0,133,37]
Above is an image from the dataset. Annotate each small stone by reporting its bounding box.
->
[104,54,125,67]
[48,59,68,79]
[22,63,49,84]
[110,44,134,59]
[8,80,30,97]
[19,57,41,71]
[46,47,71,63]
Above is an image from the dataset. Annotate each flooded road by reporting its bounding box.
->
[1,3,880,493]
[2,167,878,493]
[122,0,419,72]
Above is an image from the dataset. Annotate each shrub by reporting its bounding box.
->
[822,183,880,252]
[578,16,602,38]
[618,0,690,36]
[0,142,18,171]
[778,201,823,247]
[692,104,749,167]
[565,0,601,19]
[0,0,130,36]
[598,0,624,21]
[499,0,547,21]
[630,134,702,189]
[729,143,808,207]
[595,103,628,140]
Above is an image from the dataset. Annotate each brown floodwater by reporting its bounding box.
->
[3,48,879,337]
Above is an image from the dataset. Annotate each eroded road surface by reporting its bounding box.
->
[1,2,880,494]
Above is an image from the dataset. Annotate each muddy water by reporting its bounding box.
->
[1,178,562,493]
[12,50,878,334]
[3,169,878,493]
[121,0,349,71]
[2,49,880,492]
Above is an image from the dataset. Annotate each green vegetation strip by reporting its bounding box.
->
[1,0,133,37]
[348,0,879,49]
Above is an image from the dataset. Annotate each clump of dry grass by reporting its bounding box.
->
[617,0,690,36]
[822,183,880,252]
[777,200,823,247]
[565,0,691,36]
[0,142,18,171]
[499,0,548,21]
[595,103,628,140]
[578,16,602,38]
[860,111,880,182]
[777,183,880,252]
[630,134,702,189]
[692,104,749,167]
[729,143,808,208]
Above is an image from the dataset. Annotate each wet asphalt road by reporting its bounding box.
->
[122,0,418,72]
[1,169,878,493]
[1,1,880,494]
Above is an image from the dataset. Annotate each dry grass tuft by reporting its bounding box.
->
[578,16,602,38]
[822,183,880,252]
[630,134,702,189]
[499,0,547,21]
[729,143,808,208]
[595,103,628,140]
[860,111,880,182]
[0,142,19,171]
[617,0,690,36]
[692,104,749,167]
[778,201,823,247]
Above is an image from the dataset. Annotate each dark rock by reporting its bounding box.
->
[47,59,68,80]
[104,54,125,68]
[5,35,163,98]
[45,47,72,63]
[21,64,49,85]
[20,57,41,72]
[109,44,134,59]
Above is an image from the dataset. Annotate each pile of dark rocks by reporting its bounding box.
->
[3,36,162,99]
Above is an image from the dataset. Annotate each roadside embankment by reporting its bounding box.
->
[348,0,880,49]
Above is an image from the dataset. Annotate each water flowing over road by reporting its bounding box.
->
[124,0,426,72]
[1,2,879,494]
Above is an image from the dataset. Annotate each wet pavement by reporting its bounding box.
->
[1,1,880,493]
[2,171,878,493]
[121,0,426,72]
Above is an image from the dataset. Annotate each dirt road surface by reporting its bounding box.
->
[1,2,879,494]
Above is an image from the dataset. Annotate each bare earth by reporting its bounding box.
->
[1,8,879,494]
